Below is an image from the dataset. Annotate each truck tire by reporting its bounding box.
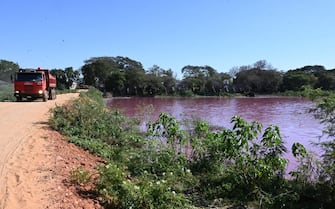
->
[52,89,56,100]
[16,97,22,102]
[43,91,48,102]
[49,89,56,100]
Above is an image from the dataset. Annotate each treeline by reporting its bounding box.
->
[1,57,335,96]
[80,57,335,96]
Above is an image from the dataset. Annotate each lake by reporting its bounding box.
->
[106,96,324,171]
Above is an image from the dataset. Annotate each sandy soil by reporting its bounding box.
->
[0,94,103,209]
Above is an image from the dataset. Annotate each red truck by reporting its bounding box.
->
[14,67,57,102]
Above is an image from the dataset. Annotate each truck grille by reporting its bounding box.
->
[24,85,34,93]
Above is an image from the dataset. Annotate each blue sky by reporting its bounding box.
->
[1,0,334,78]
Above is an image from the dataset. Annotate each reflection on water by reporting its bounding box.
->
[107,96,324,171]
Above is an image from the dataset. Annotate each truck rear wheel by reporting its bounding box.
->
[48,89,56,100]
[51,89,56,100]
[43,91,48,102]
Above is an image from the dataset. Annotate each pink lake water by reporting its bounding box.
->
[107,96,325,171]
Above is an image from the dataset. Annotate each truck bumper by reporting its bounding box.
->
[14,91,44,99]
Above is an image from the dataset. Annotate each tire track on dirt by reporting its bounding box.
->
[0,94,79,209]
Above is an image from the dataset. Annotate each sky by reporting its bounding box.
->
[1,0,335,78]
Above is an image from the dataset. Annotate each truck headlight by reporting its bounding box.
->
[15,91,20,94]
[38,90,43,94]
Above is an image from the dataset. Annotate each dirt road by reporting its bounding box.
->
[0,94,81,209]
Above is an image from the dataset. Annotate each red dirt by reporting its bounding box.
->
[0,93,104,209]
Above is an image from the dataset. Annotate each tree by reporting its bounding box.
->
[50,67,79,90]
[81,64,96,86]
[253,59,273,70]
[260,69,283,93]
[314,69,335,90]
[181,65,220,95]
[105,71,126,96]
[117,57,146,96]
[0,60,19,82]
[81,56,146,95]
[145,65,177,95]
[51,69,68,89]
[124,67,145,96]
[64,67,80,85]
[161,69,177,95]
[142,73,164,96]
[81,57,115,90]
[281,67,319,91]
[234,60,282,94]
[181,65,217,78]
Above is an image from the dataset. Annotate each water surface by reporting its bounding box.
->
[107,96,324,170]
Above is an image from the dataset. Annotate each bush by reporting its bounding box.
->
[50,88,139,143]
[97,164,191,209]
[70,166,92,185]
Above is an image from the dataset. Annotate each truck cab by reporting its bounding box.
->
[14,68,56,102]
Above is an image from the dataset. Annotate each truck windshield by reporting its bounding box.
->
[16,73,42,81]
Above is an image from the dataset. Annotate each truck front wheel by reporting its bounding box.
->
[16,96,22,102]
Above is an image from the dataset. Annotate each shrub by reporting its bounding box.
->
[49,88,140,144]
[70,166,92,185]
[187,116,288,208]
[97,163,191,209]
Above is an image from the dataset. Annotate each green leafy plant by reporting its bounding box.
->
[187,116,288,208]
[146,112,187,149]
[97,163,191,209]
[70,166,92,185]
